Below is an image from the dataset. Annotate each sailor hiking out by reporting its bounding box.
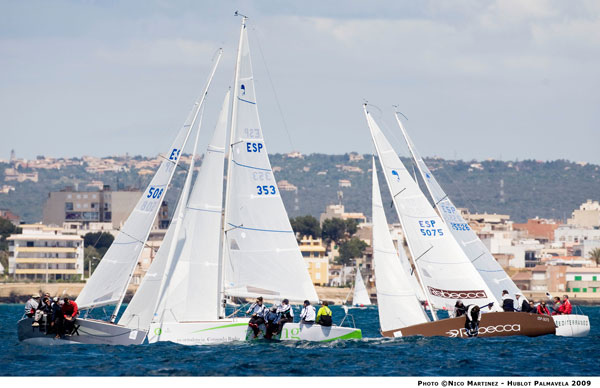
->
[274,299,294,335]
[316,301,332,327]
[264,306,280,339]
[246,296,267,338]
[300,300,316,323]
[464,305,481,337]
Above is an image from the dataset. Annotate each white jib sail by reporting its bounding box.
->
[222,19,319,303]
[76,93,203,312]
[153,90,229,323]
[117,52,223,328]
[365,108,501,313]
[394,113,519,303]
[372,157,429,331]
[352,269,372,306]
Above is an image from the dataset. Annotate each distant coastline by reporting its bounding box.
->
[2,282,598,306]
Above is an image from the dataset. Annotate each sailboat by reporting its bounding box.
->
[393,112,590,337]
[349,267,372,307]
[119,15,362,345]
[365,105,557,338]
[16,51,223,345]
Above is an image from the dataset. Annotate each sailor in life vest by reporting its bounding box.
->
[300,300,316,324]
[246,296,267,338]
[464,305,481,337]
[274,299,294,335]
[501,290,515,312]
[264,306,280,339]
[560,295,572,314]
[316,301,333,327]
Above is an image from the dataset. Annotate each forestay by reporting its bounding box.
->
[372,158,429,331]
[365,109,500,313]
[76,99,197,311]
[222,21,318,303]
[394,113,519,303]
[352,269,372,306]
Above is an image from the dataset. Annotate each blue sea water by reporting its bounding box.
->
[1,304,598,376]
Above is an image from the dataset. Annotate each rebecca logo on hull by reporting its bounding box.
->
[428,287,487,299]
[446,324,521,338]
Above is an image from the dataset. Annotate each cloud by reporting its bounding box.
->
[94,38,218,67]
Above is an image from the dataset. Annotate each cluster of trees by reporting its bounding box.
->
[590,248,600,265]
[290,215,367,266]
[83,232,115,276]
[0,217,21,275]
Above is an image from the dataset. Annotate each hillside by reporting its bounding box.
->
[1,154,599,223]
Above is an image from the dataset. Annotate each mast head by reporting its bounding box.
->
[234,10,248,21]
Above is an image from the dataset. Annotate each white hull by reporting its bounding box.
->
[148,318,362,345]
[553,314,590,337]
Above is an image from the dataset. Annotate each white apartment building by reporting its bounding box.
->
[8,224,84,281]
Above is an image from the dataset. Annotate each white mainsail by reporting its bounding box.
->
[76,91,202,313]
[222,20,318,303]
[365,107,500,314]
[372,157,429,330]
[394,113,521,301]
[352,269,372,306]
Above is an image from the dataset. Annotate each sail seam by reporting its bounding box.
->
[227,223,293,233]
[231,160,271,172]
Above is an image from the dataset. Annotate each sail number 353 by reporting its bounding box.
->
[257,185,276,195]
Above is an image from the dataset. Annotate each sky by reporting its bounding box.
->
[1,0,599,163]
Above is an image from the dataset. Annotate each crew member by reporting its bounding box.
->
[275,299,294,335]
[264,306,280,339]
[501,290,515,312]
[51,297,63,335]
[551,297,562,315]
[316,301,332,327]
[300,300,316,324]
[536,301,550,315]
[464,304,481,337]
[61,296,78,335]
[561,295,572,314]
[24,295,39,318]
[246,296,267,338]
[454,301,467,317]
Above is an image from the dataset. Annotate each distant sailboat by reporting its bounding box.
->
[365,105,558,338]
[17,51,223,344]
[351,268,372,307]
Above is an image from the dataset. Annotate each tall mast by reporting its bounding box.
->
[363,105,438,321]
[217,15,247,318]
[110,49,222,322]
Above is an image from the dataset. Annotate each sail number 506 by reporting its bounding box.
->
[257,185,276,195]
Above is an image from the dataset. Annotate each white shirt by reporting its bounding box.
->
[277,304,294,317]
[300,305,316,322]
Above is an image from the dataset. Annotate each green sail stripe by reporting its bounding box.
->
[320,329,363,342]
[192,323,248,333]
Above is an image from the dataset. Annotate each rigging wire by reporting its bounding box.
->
[251,25,295,151]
